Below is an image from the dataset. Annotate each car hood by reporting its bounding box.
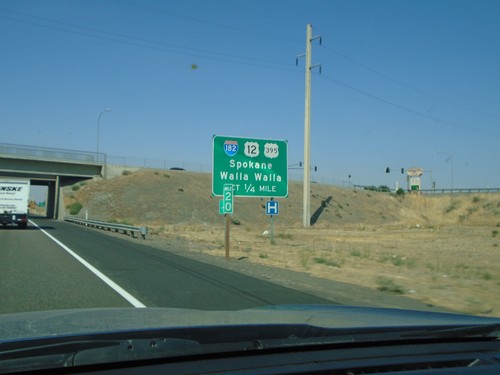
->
[1,305,499,341]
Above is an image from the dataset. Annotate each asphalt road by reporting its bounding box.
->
[0,218,332,314]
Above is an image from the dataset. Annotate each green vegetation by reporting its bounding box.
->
[350,249,362,257]
[299,249,311,269]
[364,185,390,192]
[445,200,460,213]
[122,170,133,176]
[109,219,134,226]
[379,254,414,267]
[481,272,492,281]
[313,257,341,268]
[71,181,87,191]
[492,230,498,238]
[66,202,83,215]
[376,276,404,294]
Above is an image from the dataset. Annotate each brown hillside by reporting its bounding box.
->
[65,169,498,230]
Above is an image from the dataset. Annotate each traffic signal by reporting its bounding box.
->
[401,168,404,174]
[385,167,390,173]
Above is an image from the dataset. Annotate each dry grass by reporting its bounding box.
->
[64,169,500,316]
[165,223,500,316]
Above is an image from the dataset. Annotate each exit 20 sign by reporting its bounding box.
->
[219,184,233,214]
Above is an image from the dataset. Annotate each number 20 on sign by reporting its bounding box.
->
[220,184,233,214]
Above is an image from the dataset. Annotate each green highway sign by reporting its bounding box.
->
[212,135,288,197]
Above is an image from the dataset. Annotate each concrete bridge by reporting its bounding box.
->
[0,143,105,219]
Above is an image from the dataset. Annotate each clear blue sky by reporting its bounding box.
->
[2,0,499,189]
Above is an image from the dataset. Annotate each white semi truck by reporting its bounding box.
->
[0,179,30,229]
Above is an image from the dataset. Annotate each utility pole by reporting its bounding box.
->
[298,24,321,228]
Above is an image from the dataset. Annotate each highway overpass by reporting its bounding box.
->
[0,143,105,219]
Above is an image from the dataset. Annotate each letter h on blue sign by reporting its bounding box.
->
[266,201,279,215]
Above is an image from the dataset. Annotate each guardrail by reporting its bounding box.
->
[352,185,500,194]
[0,143,106,163]
[64,217,148,239]
[420,188,500,194]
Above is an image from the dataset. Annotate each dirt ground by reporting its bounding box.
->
[65,169,500,316]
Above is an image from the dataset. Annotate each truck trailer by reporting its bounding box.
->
[0,179,30,229]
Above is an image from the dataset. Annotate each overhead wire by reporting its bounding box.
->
[1,4,497,137]
[318,72,500,137]
[115,0,301,44]
[320,44,500,121]
[0,7,296,71]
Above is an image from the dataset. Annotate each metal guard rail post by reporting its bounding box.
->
[64,217,148,239]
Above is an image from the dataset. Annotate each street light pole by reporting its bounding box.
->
[97,108,111,157]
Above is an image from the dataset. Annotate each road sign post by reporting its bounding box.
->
[265,199,279,243]
[222,184,233,259]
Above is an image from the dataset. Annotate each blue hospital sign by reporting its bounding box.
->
[265,200,279,216]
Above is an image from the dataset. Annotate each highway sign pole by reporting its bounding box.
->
[265,199,279,244]
[270,198,275,243]
[270,214,274,244]
[222,184,233,260]
[225,214,230,260]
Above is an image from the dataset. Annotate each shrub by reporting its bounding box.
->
[445,200,460,213]
[396,188,405,197]
[376,276,404,294]
[313,257,341,267]
[67,202,83,215]
[378,185,391,192]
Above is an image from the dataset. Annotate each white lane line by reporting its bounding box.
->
[30,219,147,308]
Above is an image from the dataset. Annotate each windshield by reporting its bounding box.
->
[1,0,499,370]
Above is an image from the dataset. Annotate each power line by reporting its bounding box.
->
[319,73,500,137]
[116,0,301,44]
[0,8,295,71]
[2,5,497,138]
[320,44,500,122]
